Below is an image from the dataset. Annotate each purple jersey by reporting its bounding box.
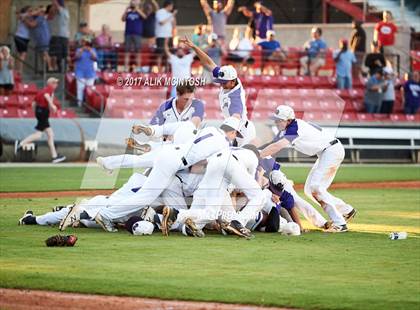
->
[150,97,204,125]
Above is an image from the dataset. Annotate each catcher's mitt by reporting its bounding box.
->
[45,234,78,247]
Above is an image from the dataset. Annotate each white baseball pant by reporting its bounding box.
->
[304,142,353,226]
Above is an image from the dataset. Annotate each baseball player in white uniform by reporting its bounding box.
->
[180,37,256,146]
[90,117,244,232]
[164,146,265,238]
[260,105,357,232]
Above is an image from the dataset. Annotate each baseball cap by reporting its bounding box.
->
[132,220,154,235]
[383,67,393,74]
[266,30,276,37]
[47,77,59,84]
[220,116,243,138]
[209,33,218,41]
[270,105,295,121]
[213,65,238,84]
[269,170,288,196]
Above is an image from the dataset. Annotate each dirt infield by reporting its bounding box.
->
[0,181,419,199]
[0,288,294,310]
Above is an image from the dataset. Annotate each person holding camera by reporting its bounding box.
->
[364,69,386,113]
[155,0,177,73]
[74,37,97,107]
[333,39,356,90]
[122,0,146,71]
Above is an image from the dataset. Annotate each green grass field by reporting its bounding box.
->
[0,166,419,309]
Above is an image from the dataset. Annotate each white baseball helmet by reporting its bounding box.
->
[281,222,301,236]
[220,117,243,138]
[213,65,238,83]
[132,220,154,235]
[271,105,295,121]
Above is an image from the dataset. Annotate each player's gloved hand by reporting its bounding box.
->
[45,234,78,247]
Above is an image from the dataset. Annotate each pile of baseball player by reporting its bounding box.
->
[18,37,357,239]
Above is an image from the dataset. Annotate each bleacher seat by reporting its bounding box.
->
[15,83,38,95]
[0,108,19,118]
[18,108,35,118]
[0,95,20,108]
[18,95,35,107]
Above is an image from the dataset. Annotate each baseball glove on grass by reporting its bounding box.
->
[45,234,78,247]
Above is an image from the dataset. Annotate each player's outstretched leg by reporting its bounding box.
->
[161,206,179,236]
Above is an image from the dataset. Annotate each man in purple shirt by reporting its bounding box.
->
[122,0,146,71]
[238,1,273,41]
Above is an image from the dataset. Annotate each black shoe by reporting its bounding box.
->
[221,220,254,239]
[52,155,66,163]
[161,206,179,236]
[182,218,205,237]
[18,210,36,225]
[343,209,357,223]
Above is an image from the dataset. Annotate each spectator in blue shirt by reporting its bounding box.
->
[74,37,97,107]
[26,6,53,71]
[258,30,285,74]
[122,0,146,71]
[300,27,327,76]
[238,1,273,41]
[364,69,386,113]
[333,39,356,89]
[402,71,420,115]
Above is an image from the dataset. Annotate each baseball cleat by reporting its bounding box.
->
[139,206,156,222]
[59,204,81,231]
[18,210,35,225]
[220,220,254,239]
[325,224,348,233]
[94,214,118,232]
[183,218,205,237]
[132,124,154,136]
[323,220,333,230]
[161,206,179,236]
[96,156,113,175]
[343,209,357,223]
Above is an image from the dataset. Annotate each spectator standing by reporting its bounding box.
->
[26,6,53,71]
[14,6,32,73]
[15,77,66,163]
[142,0,159,46]
[155,1,177,73]
[349,20,366,76]
[95,24,116,71]
[364,41,386,76]
[48,0,70,72]
[200,0,235,44]
[74,22,95,46]
[238,1,273,41]
[381,67,395,114]
[299,27,327,76]
[165,43,195,97]
[192,24,207,49]
[122,0,146,71]
[0,46,15,95]
[402,71,420,115]
[74,37,97,107]
[333,39,356,90]
[364,69,386,113]
[374,11,398,57]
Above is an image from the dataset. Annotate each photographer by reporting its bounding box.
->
[122,0,146,71]
[333,39,356,89]
[74,37,97,107]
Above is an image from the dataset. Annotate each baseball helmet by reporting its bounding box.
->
[125,215,142,234]
[281,222,301,236]
[220,117,243,138]
[271,105,295,121]
[213,65,238,83]
[132,220,155,235]
[268,170,288,196]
